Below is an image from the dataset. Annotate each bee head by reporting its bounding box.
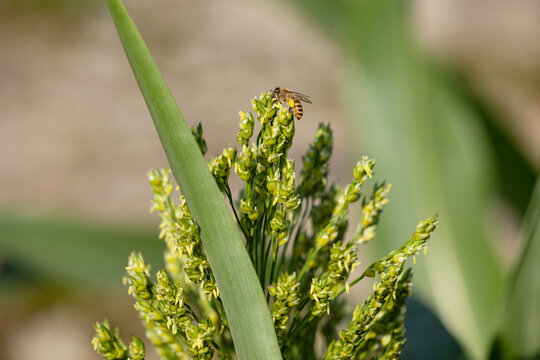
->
[272,87,280,98]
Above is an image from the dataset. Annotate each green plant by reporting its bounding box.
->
[93,1,438,359]
[283,1,540,359]
[93,91,437,359]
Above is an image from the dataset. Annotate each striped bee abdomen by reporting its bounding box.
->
[292,98,303,120]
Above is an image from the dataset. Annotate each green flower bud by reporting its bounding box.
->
[128,336,145,360]
[92,320,127,360]
[353,156,375,182]
[210,147,237,192]
[237,111,255,146]
[268,272,301,331]
[191,122,207,156]
[235,144,257,181]
[185,319,215,360]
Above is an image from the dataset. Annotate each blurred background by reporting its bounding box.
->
[0,0,538,359]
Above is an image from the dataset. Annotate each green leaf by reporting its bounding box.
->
[347,64,504,360]
[496,178,540,359]
[288,0,505,358]
[104,1,282,359]
[0,212,162,288]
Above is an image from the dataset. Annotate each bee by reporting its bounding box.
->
[272,87,312,120]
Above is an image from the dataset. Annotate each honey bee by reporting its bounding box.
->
[272,87,312,120]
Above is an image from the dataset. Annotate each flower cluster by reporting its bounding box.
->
[92,321,148,360]
[94,90,438,360]
[309,241,359,317]
[268,272,301,331]
[363,215,438,279]
[148,169,218,299]
[148,169,178,262]
[324,268,412,360]
[317,156,375,250]
[324,216,438,359]
[92,320,128,360]
[234,93,301,269]
[355,269,412,359]
[297,123,333,197]
[124,252,216,360]
[210,147,237,192]
[124,252,187,359]
[352,183,392,245]
[298,157,376,280]
[127,337,146,360]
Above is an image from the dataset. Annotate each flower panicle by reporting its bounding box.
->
[339,156,376,210]
[125,253,216,360]
[148,168,174,213]
[237,111,255,146]
[155,269,188,334]
[267,159,301,253]
[235,143,257,182]
[147,169,183,278]
[124,253,184,359]
[364,214,438,278]
[324,216,437,359]
[210,147,237,192]
[298,123,333,197]
[128,336,146,360]
[92,322,146,360]
[154,267,216,360]
[95,89,439,360]
[147,169,219,300]
[351,182,392,245]
[309,242,360,317]
[268,272,301,333]
[314,157,376,250]
[323,263,407,360]
[267,159,299,209]
[124,252,152,300]
[92,320,128,360]
[185,319,216,360]
[355,269,412,359]
[236,90,300,255]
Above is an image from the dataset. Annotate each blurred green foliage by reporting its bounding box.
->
[289,0,538,359]
[0,213,163,292]
[494,181,540,359]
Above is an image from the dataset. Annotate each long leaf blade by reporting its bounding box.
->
[497,178,540,359]
[104,1,282,358]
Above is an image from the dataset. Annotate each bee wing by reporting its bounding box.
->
[289,91,312,104]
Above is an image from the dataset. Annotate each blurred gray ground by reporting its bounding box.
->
[0,0,539,359]
[1,0,537,227]
[0,1,345,359]
[413,0,540,167]
[0,0,348,226]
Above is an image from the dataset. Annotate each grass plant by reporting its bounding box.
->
[93,1,437,358]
